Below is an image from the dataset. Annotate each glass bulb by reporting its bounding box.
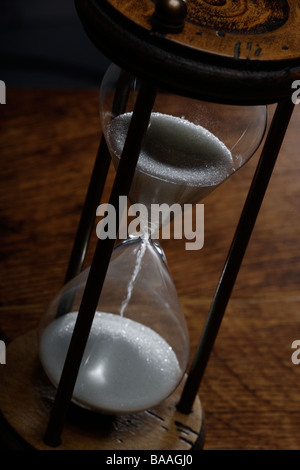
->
[39,238,189,414]
[100,64,267,236]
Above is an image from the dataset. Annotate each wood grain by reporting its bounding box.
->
[0,90,300,449]
[187,0,289,34]
[0,330,203,450]
[107,0,300,61]
[75,0,300,108]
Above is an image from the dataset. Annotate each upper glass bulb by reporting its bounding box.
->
[100,64,267,236]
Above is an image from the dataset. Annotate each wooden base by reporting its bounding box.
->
[0,330,204,450]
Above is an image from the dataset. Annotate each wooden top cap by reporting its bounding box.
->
[75,0,300,103]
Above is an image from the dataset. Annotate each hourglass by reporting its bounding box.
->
[36,57,270,449]
[0,0,298,451]
[37,1,297,448]
[38,64,267,419]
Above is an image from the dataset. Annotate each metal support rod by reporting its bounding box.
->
[44,80,157,447]
[55,137,110,319]
[56,70,133,318]
[55,137,110,318]
[63,136,111,285]
[177,98,295,414]
[63,69,133,285]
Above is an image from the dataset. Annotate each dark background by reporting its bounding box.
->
[0,0,111,88]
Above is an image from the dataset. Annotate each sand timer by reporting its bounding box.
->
[1,0,298,452]
[38,63,267,430]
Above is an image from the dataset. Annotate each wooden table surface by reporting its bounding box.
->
[0,89,300,450]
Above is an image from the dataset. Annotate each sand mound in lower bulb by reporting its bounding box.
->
[39,312,182,414]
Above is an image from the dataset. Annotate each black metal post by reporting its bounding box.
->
[63,70,133,285]
[55,138,110,319]
[44,80,157,447]
[56,70,133,318]
[63,136,111,285]
[177,98,295,414]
